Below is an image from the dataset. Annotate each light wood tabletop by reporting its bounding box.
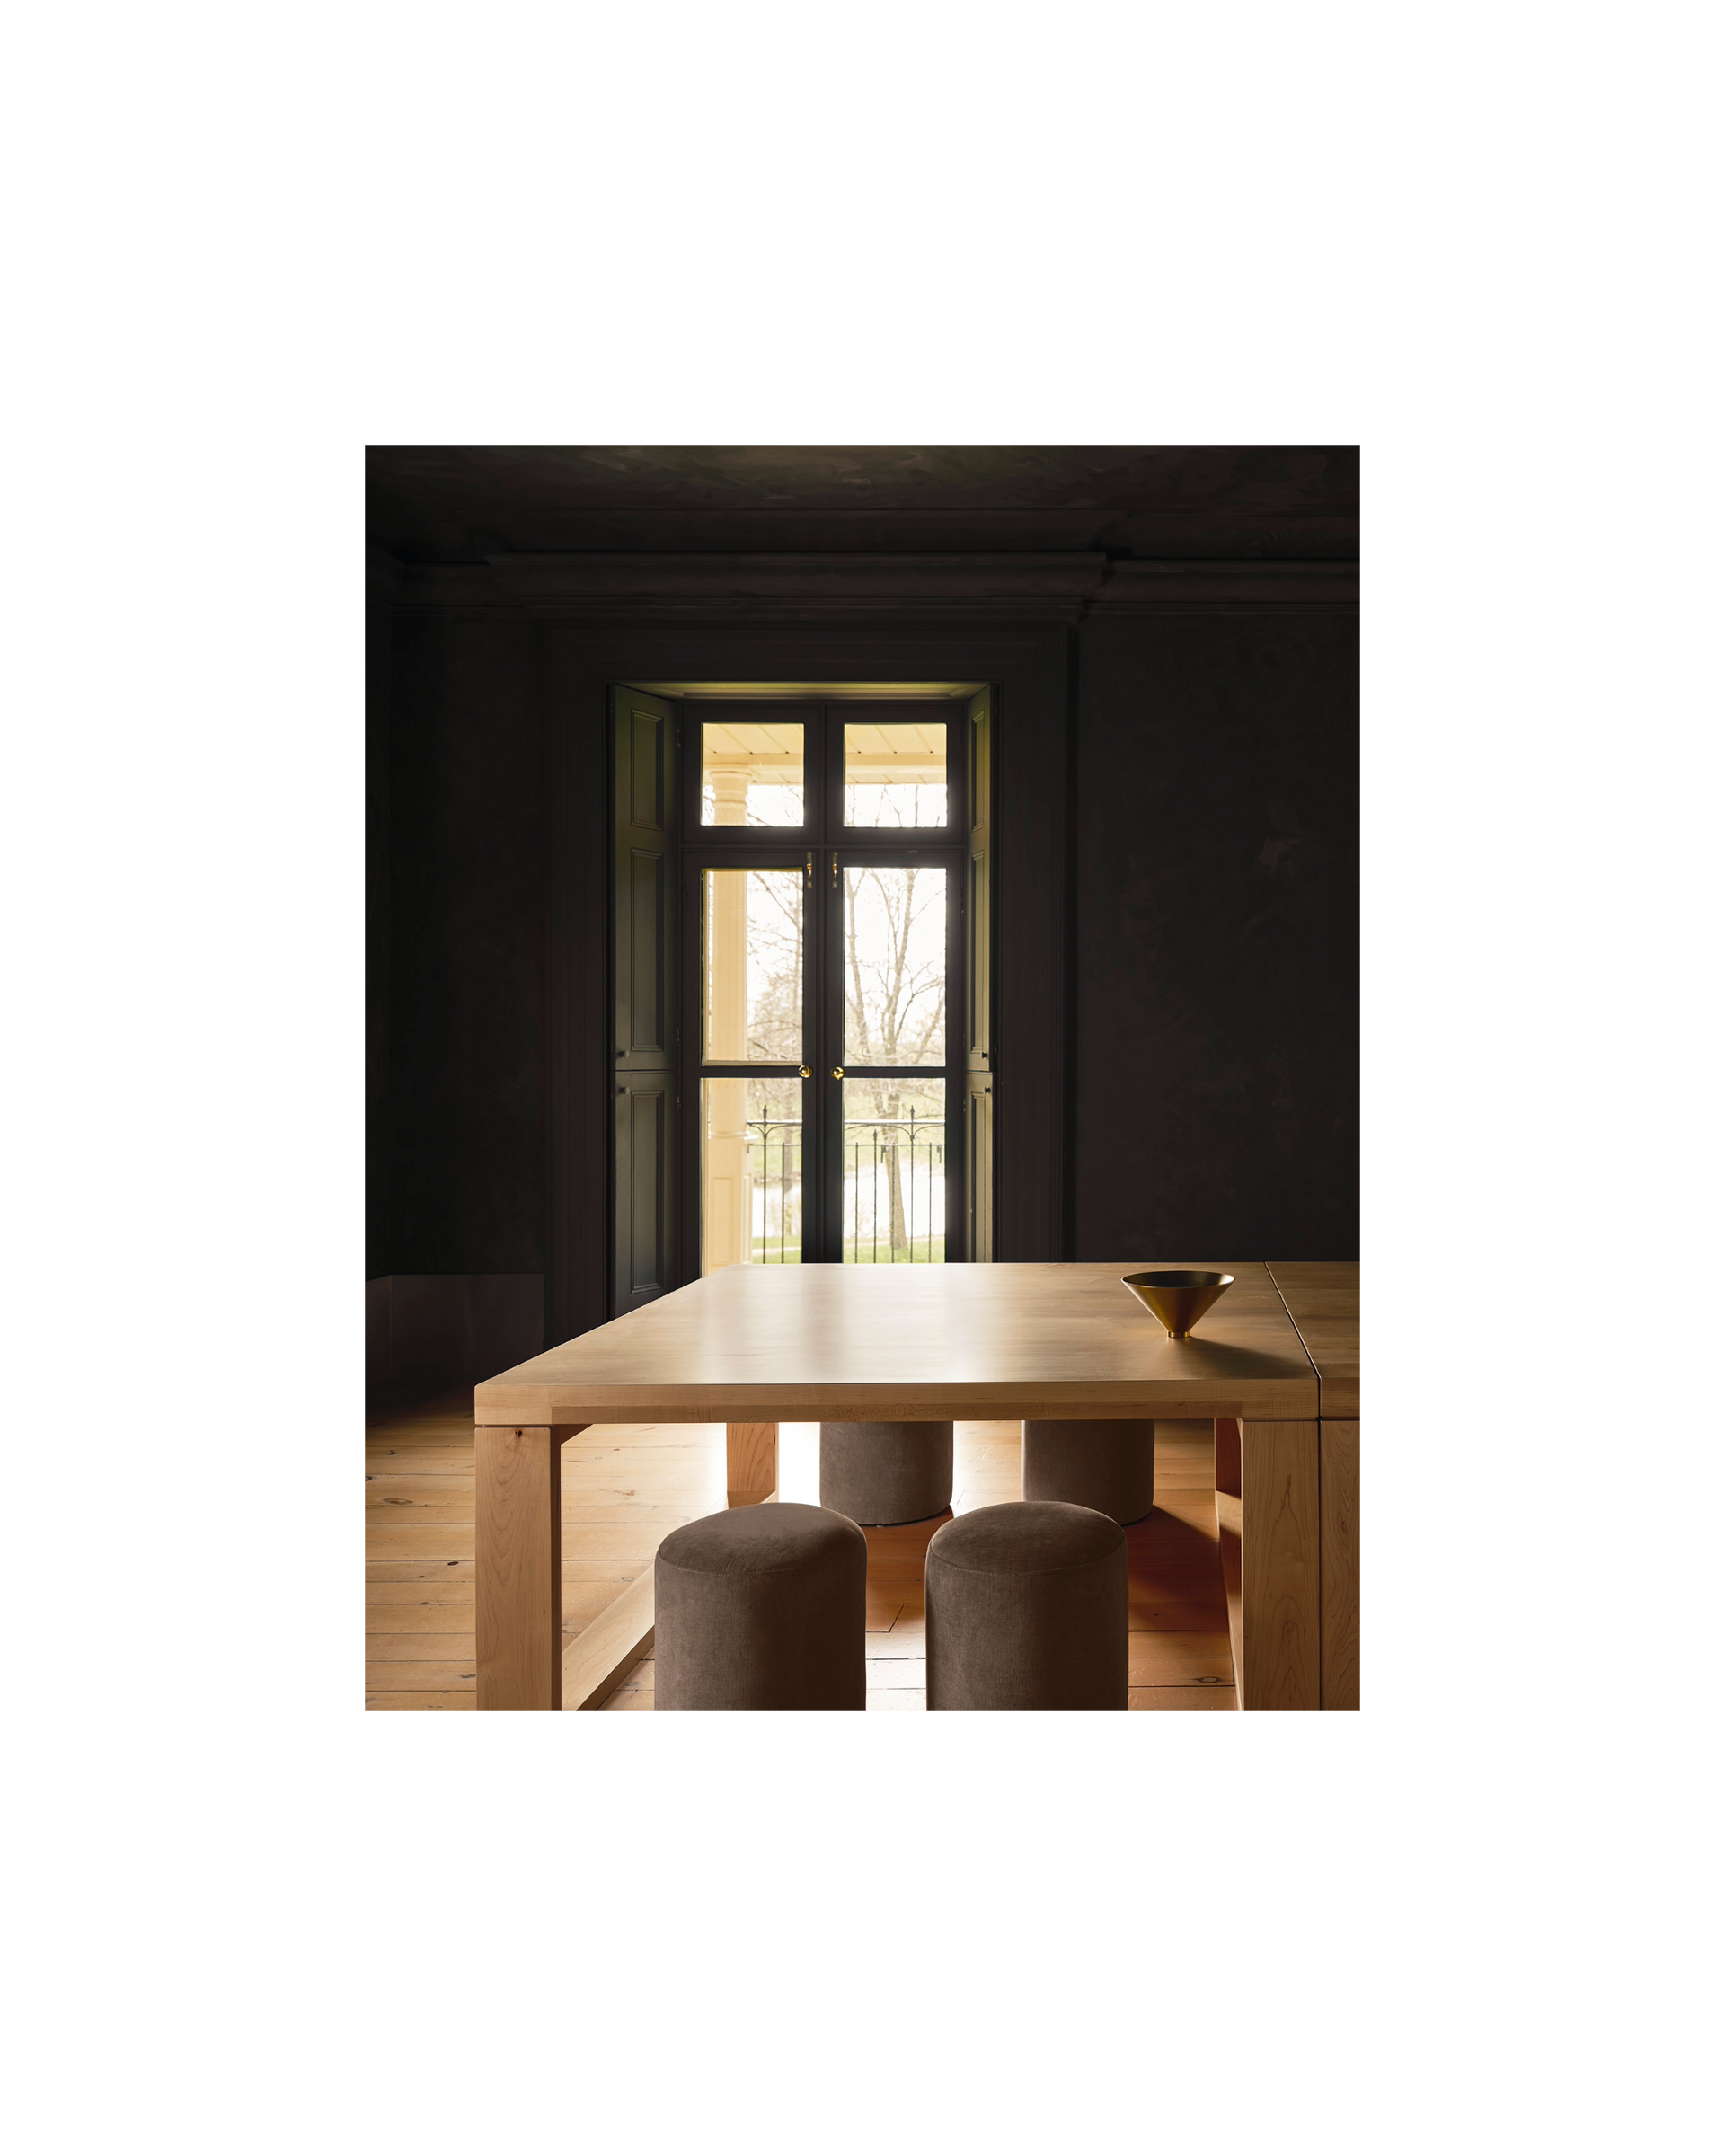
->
[469,1259,1357,1714]
[473,1260,1319,1427]
[1264,1260,1359,1419]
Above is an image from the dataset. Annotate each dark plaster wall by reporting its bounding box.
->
[365,594,392,1278]
[1071,611,1358,1259]
[368,594,1358,1288]
[381,610,545,1273]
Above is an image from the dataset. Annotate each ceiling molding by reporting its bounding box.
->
[1088,560,1358,610]
[517,598,1098,623]
[485,552,1110,605]
[385,552,1357,615]
[374,510,1360,561]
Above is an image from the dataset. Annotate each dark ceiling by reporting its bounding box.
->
[367,446,1358,563]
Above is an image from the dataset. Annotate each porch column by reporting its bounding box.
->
[702,764,752,1273]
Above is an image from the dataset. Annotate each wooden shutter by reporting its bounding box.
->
[965,685,995,1261]
[613,686,677,1312]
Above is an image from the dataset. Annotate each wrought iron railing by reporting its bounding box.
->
[744,1110,946,1264]
[746,1116,803,1266]
[843,1109,944,1264]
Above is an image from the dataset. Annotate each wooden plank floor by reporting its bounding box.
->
[366,1395,1234,1711]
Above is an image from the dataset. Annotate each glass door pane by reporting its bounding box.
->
[842,1077,945,1263]
[841,863,946,1067]
[702,1074,802,1272]
[702,868,804,1063]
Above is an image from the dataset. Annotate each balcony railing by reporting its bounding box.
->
[746,1116,802,1267]
[745,1109,945,1265]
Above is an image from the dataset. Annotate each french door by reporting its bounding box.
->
[683,702,969,1270]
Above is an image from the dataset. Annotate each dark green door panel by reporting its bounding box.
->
[612,686,677,1311]
[965,686,994,1259]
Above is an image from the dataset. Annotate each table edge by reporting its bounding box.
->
[472,1378,1322,1425]
[1262,1259,1361,1419]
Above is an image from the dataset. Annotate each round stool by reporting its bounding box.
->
[820,1421,954,1525]
[654,1502,867,1710]
[925,1501,1128,1711]
[1021,1419,1156,1525]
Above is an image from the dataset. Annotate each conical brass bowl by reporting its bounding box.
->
[1121,1269,1234,1339]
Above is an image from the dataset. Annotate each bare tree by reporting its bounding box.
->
[844,866,945,1252]
[746,870,804,1061]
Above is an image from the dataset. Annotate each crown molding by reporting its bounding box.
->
[1087,559,1358,610]
[485,551,1110,610]
[517,598,1097,622]
[385,552,1358,615]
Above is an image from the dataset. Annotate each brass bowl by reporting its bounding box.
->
[1121,1269,1234,1339]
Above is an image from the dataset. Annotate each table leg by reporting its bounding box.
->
[1321,1419,1360,1710]
[727,1422,778,1507]
[476,1423,586,1711]
[1223,1419,1320,1710]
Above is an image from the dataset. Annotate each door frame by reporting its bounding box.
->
[544,617,1073,1344]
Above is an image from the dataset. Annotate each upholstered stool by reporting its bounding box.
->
[1021,1418,1156,1525]
[925,1501,1128,1710]
[654,1502,867,1710]
[819,1421,954,1525]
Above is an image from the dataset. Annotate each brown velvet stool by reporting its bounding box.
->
[1021,1418,1156,1525]
[654,1502,868,1710]
[819,1421,954,1526]
[925,1501,1128,1710]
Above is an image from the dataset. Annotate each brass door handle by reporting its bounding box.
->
[832,1067,844,1080]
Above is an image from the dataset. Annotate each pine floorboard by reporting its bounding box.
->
[364,1396,1236,1711]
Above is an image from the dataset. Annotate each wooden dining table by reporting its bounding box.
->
[470,1259,1359,1711]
